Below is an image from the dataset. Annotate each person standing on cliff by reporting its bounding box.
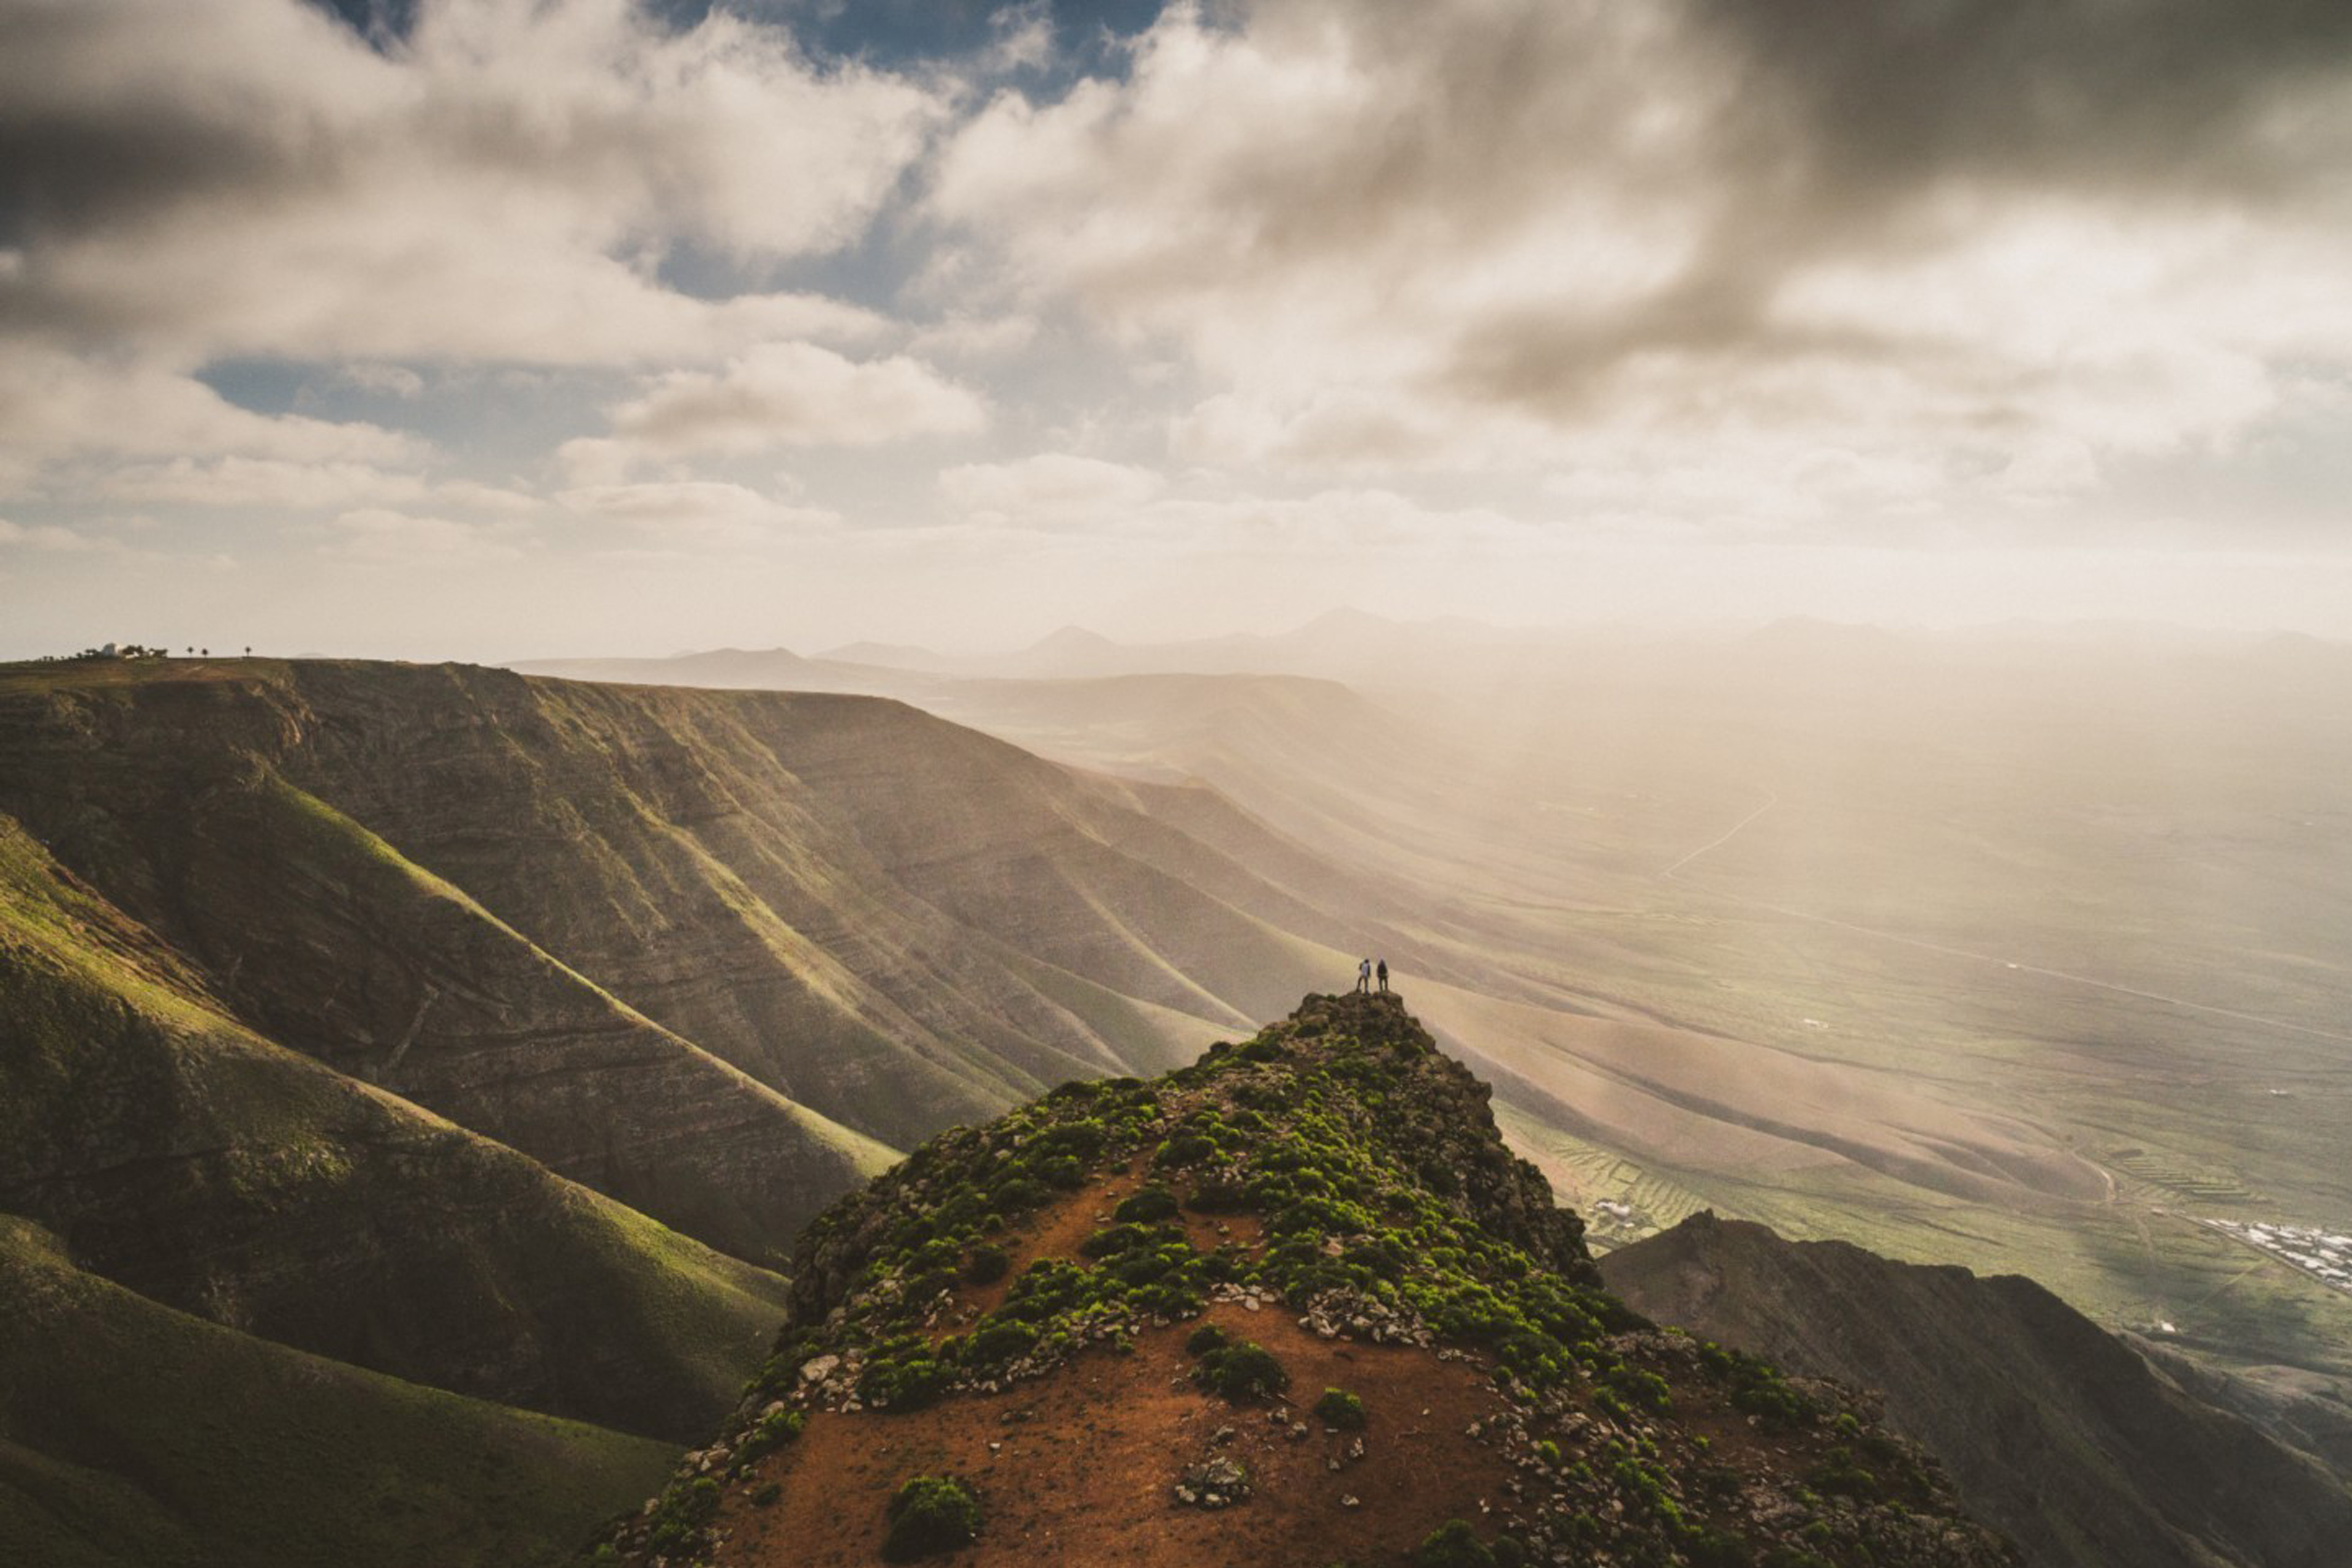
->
[1355,957,1372,994]
[1376,959,1389,993]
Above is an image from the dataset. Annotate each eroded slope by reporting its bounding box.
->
[1602,1213,2352,1568]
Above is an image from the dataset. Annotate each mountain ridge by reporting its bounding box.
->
[1601,1213,2352,1568]
[596,992,2018,1568]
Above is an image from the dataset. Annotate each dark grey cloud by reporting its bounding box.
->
[1691,0,2352,202]
[0,0,944,363]
[931,0,2352,548]
[0,6,344,246]
[1441,0,2352,415]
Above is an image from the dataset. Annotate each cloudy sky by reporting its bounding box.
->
[4,0,2351,660]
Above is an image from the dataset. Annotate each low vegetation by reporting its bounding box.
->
[1194,1340,1291,1402]
[882,1476,982,1562]
[1314,1386,1368,1430]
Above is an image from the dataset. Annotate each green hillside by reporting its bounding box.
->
[0,812,786,1440]
[0,1215,676,1568]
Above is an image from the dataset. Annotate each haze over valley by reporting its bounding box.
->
[522,614,2352,1385]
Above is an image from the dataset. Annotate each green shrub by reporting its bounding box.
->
[1313,1387,1366,1430]
[644,1476,721,1557]
[1030,1120,1106,1159]
[1601,1363,1673,1414]
[1686,1529,1755,1567]
[750,1481,782,1508]
[966,1319,1038,1368]
[1699,1343,1816,1430]
[859,1355,954,1412]
[1185,1323,1229,1356]
[965,1243,1011,1284]
[1806,1447,1882,1501]
[1079,1223,1150,1259]
[1155,1131,1221,1167]
[989,1175,1050,1212]
[738,1405,805,1461]
[1114,1186,1182,1223]
[1196,1341,1289,1401]
[883,1476,982,1562]
[1414,1520,1496,1568]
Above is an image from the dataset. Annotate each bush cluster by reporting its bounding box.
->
[737,1405,805,1462]
[882,1476,982,1562]
[1313,1387,1367,1430]
[1194,1340,1291,1402]
[1697,1343,1817,1430]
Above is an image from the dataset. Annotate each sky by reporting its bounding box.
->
[3,0,2351,660]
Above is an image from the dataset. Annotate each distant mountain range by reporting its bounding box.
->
[522,610,2352,694]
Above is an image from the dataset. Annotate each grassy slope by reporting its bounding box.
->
[0,658,1368,1156]
[0,1215,677,1568]
[253,771,897,1252]
[0,661,895,1264]
[0,812,789,1439]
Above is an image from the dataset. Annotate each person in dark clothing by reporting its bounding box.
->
[1376,959,1389,993]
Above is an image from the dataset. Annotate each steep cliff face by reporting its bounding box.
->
[1600,1213,2352,1568]
[600,995,2017,1568]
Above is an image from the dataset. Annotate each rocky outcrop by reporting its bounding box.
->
[1602,1212,2352,1568]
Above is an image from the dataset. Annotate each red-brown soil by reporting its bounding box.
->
[717,1311,1513,1567]
[710,1174,1512,1567]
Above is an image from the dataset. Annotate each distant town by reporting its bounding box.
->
[2201,1216,2352,1296]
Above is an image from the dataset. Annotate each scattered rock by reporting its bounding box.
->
[1175,1456,1251,1509]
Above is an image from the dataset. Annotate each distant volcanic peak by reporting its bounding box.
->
[598,998,2016,1568]
[1029,623,1120,652]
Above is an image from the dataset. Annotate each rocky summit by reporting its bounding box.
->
[593,992,2018,1568]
